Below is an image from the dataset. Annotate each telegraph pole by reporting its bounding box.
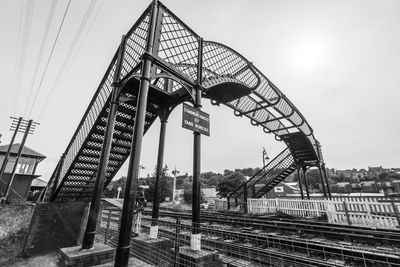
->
[0,117,22,190]
[2,118,39,203]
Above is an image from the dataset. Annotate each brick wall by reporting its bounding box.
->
[23,202,89,256]
[0,204,34,263]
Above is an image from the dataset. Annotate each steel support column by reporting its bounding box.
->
[243,183,248,213]
[296,167,304,200]
[190,37,204,251]
[115,1,159,265]
[150,106,168,239]
[191,37,203,251]
[82,35,126,249]
[302,166,310,200]
[4,120,33,202]
[318,166,327,199]
[0,117,22,190]
[321,164,332,199]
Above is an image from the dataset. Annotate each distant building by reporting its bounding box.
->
[331,182,351,194]
[360,181,378,193]
[265,182,305,198]
[174,187,218,204]
[29,178,48,201]
[368,166,384,178]
[0,144,46,203]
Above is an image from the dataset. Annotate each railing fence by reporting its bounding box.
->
[215,198,400,229]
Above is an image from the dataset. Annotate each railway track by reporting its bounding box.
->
[145,208,400,247]
[140,216,400,267]
[99,208,400,266]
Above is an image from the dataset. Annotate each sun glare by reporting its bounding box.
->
[290,37,327,72]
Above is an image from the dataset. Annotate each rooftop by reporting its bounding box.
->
[0,143,46,159]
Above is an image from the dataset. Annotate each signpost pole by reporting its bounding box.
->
[191,38,203,251]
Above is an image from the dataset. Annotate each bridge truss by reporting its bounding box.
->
[42,1,329,204]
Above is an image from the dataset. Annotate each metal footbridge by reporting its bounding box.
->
[42,1,328,203]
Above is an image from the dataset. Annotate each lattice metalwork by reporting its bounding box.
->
[202,42,259,89]
[47,1,325,202]
[52,95,159,202]
[157,8,199,82]
[120,9,151,79]
[44,7,157,202]
[229,148,295,204]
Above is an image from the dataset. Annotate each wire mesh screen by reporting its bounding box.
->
[157,8,199,82]
[48,10,153,201]
[202,42,259,89]
[120,9,151,79]
[228,148,294,205]
[96,206,400,267]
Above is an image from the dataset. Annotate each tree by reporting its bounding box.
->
[200,171,222,187]
[144,165,173,203]
[183,181,204,204]
[105,176,127,198]
[206,174,223,187]
[223,169,233,176]
[234,167,257,177]
[217,172,246,197]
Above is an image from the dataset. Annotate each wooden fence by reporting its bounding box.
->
[215,198,400,229]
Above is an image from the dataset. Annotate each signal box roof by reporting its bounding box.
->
[0,143,46,160]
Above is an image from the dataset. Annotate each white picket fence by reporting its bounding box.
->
[215,198,400,229]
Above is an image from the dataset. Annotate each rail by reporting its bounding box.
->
[96,206,400,267]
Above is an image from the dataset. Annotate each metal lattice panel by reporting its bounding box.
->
[229,148,295,202]
[120,9,151,79]
[157,9,199,81]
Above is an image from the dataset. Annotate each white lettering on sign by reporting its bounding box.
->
[183,107,210,122]
[182,103,210,136]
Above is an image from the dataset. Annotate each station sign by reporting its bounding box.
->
[182,103,210,136]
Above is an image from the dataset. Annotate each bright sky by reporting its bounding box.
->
[0,0,399,181]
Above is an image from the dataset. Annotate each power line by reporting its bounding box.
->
[13,0,35,115]
[37,0,101,120]
[23,0,58,118]
[12,1,25,114]
[27,0,72,119]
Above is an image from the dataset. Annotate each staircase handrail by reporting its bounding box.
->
[228,147,290,199]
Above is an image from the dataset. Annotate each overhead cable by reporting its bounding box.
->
[27,0,72,119]
[23,0,58,117]
[13,0,35,115]
[37,0,100,120]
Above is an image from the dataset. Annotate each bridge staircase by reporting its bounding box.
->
[44,90,159,202]
[228,148,296,208]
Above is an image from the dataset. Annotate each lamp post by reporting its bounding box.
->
[172,168,179,203]
[262,147,269,167]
